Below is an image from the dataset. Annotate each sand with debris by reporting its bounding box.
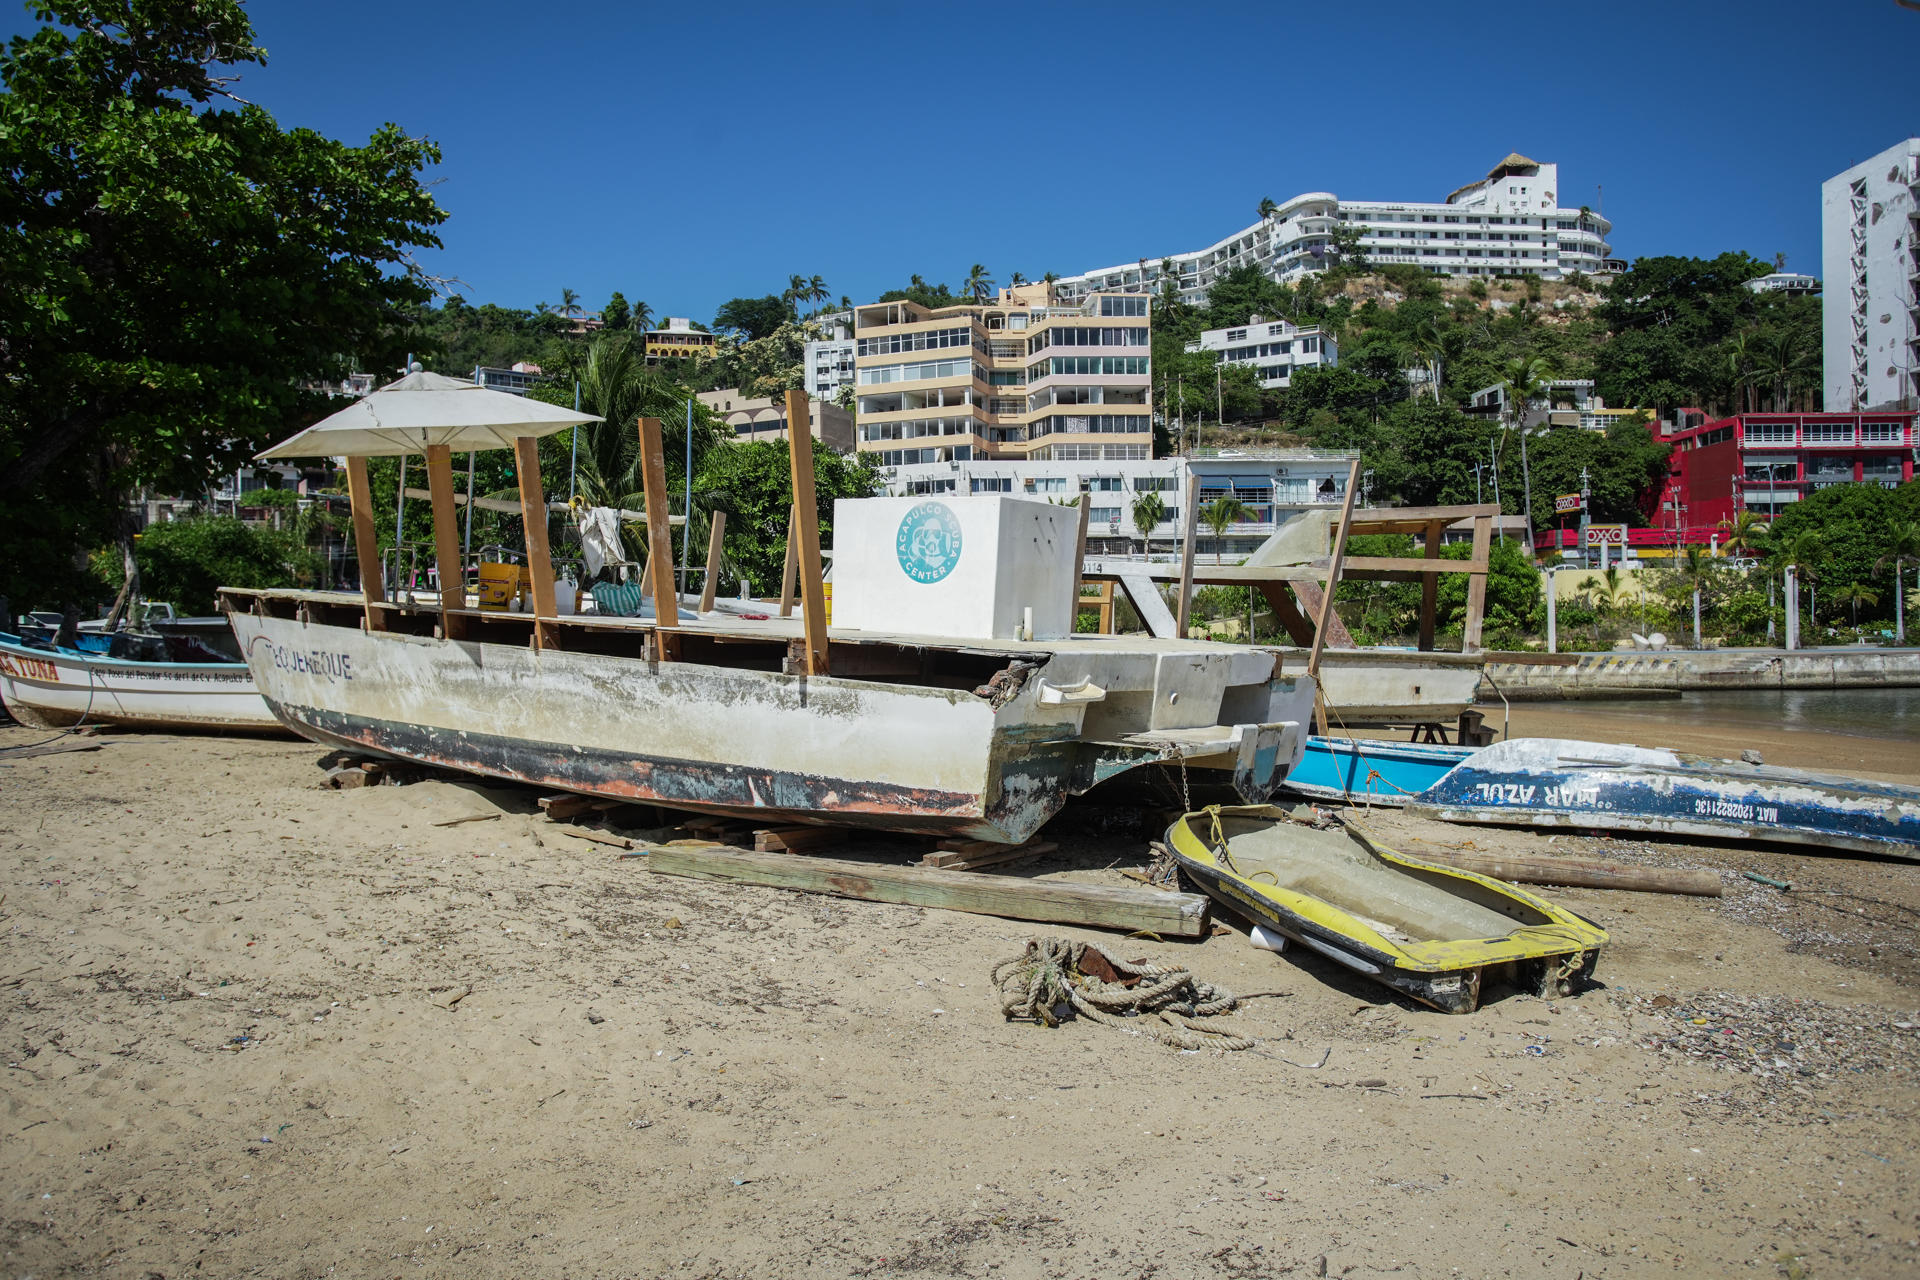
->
[2,721,1918,1279]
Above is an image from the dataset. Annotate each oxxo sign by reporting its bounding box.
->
[1554,493,1583,515]
[1584,524,1627,546]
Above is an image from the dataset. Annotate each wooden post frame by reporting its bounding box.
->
[1068,494,1091,633]
[1463,510,1493,653]
[1417,517,1443,652]
[637,416,681,653]
[1175,471,1200,638]
[698,511,727,613]
[778,509,799,618]
[511,436,559,650]
[343,455,387,632]
[423,444,467,640]
[784,390,830,676]
[1308,459,1363,733]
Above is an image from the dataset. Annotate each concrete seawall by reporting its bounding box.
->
[1482,648,1920,700]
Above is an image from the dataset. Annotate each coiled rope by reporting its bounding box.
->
[990,936,1256,1052]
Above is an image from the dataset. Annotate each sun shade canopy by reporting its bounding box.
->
[255,371,603,460]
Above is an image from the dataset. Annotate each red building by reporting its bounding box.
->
[1652,410,1916,535]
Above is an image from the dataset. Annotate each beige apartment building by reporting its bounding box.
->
[851,284,1152,469]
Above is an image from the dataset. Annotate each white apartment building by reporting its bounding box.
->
[1187,317,1336,389]
[852,285,1153,473]
[1053,155,1615,306]
[1746,271,1820,296]
[873,449,1356,560]
[803,312,856,402]
[1822,138,1920,412]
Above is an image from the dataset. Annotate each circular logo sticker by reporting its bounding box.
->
[895,501,964,584]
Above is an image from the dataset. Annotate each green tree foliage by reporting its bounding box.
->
[693,442,882,594]
[1522,419,1673,527]
[601,291,631,332]
[1763,482,1920,623]
[0,0,447,608]
[99,516,313,615]
[876,275,971,309]
[711,295,793,341]
[1592,253,1816,415]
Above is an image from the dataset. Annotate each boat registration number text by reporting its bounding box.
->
[1694,798,1778,824]
[1470,782,1605,808]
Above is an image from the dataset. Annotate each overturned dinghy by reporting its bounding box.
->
[1166,807,1606,1013]
[1407,738,1920,861]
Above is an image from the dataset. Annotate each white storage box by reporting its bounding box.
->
[830,495,1079,640]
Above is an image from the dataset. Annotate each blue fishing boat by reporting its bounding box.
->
[1406,738,1920,862]
[1284,736,1474,806]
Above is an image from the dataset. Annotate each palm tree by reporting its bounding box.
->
[1009,272,1028,287]
[1873,519,1920,644]
[1498,355,1554,540]
[1676,544,1713,647]
[559,288,581,319]
[533,301,553,317]
[1256,196,1278,222]
[1041,271,1059,285]
[1834,581,1881,628]
[806,275,829,309]
[783,274,808,314]
[1131,490,1166,559]
[1759,328,1816,412]
[1718,509,1768,558]
[1724,331,1757,415]
[1580,566,1630,615]
[1776,528,1822,633]
[630,300,655,333]
[1201,492,1251,563]
[964,263,994,303]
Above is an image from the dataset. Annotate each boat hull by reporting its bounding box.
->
[1284,736,1475,806]
[1277,649,1485,726]
[1407,738,1920,861]
[230,612,1313,842]
[0,633,281,732]
[1167,807,1606,1013]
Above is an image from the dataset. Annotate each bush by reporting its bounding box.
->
[100,516,313,615]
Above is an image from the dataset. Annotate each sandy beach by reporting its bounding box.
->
[3,723,1918,1279]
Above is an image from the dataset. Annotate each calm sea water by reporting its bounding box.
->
[1535,687,1920,742]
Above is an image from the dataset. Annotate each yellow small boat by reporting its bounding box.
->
[1167,806,1607,1013]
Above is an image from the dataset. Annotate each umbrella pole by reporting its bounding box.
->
[463,452,475,565]
[394,455,407,597]
[345,456,387,632]
[679,397,693,595]
[425,444,467,640]
[569,380,580,504]
[512,435,559,652]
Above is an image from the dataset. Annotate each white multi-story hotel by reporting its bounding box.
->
[874,449,1357,560]
[1187,317,1336,389]
[1821,138,1919,412]
[1052,155,1615,306]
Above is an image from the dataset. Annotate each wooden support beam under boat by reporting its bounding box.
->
[1308,458,1363,732]
[1463,510,1492,654]
[1257,580,1317,647]
[1175,471,1200,638]
[1417,518,1442,652]
[698,510,727,614]
[423,444,467,640]
[637,416,681,657]
[511,435,559,650]
[343,455,387,632]
[645,846,1209,936]
[784,390,829,676]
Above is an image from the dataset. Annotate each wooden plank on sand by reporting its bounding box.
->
[922,840,1057,872]
[646,847,1209,936]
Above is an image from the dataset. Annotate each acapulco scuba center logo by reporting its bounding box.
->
[895,501,963,584]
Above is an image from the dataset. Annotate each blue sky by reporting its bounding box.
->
[10,0,1920,321]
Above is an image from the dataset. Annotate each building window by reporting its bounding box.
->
[1098,296,1148,317]
[855,325,975,358]
[970,477,1012,493]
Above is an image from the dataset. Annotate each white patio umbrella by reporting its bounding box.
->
[254,370,602,459]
